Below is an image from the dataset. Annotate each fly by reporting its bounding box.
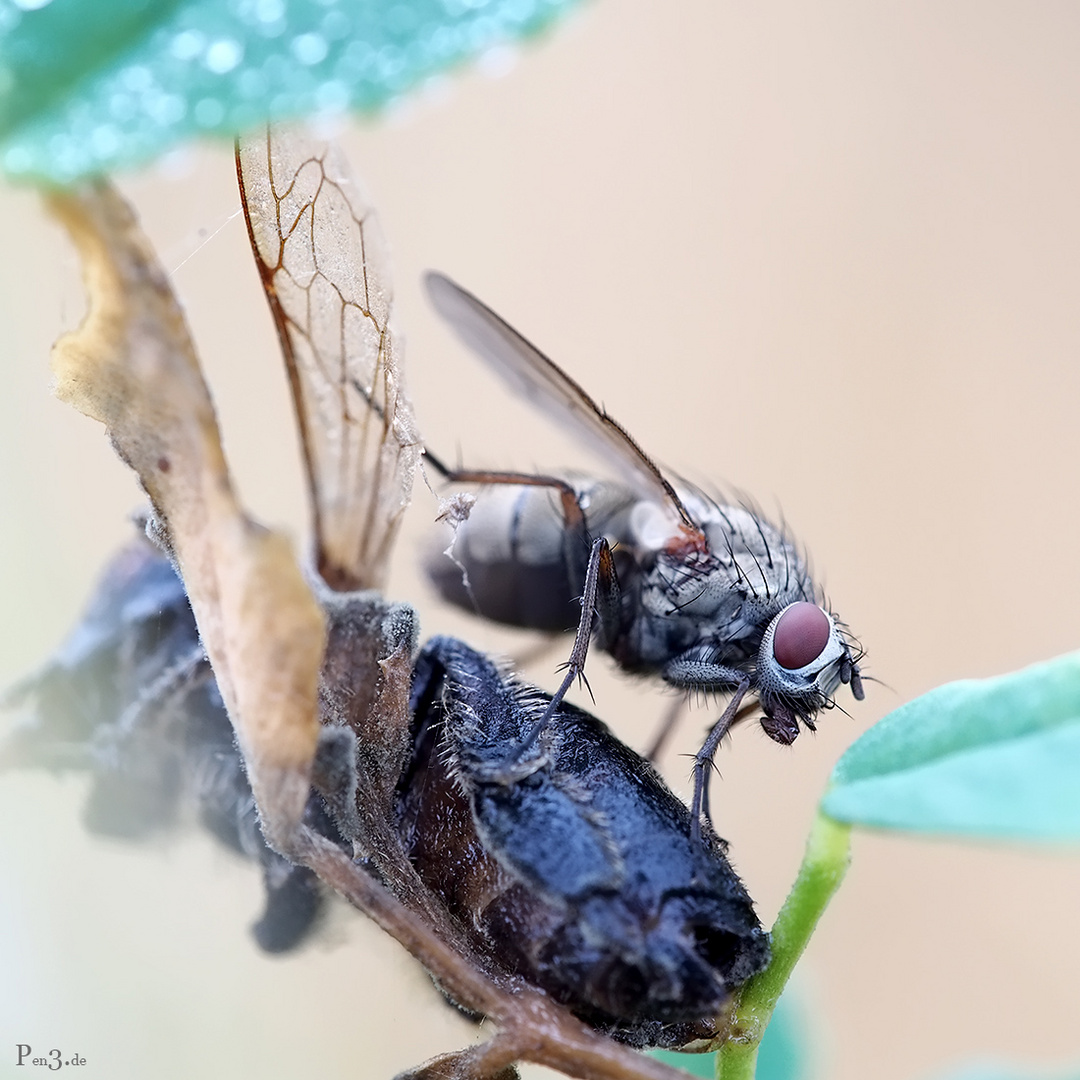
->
[422,273,865,832]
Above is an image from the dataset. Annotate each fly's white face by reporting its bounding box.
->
[756,602,863,743]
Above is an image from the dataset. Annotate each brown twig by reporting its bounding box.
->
[297,829,692,1080]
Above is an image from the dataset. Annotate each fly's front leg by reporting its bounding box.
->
[663,655,755,842]
[688,677,751,842]
[662,656,750,692]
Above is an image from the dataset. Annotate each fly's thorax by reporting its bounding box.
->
[698,504,811,600]
[618,494,820,674]
[629,559,801,671]
[629,493,815,619]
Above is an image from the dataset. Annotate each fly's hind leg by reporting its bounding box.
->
[429,466,623,756]
[517,534,622,753]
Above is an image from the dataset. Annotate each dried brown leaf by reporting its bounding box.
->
[47,182,325,846]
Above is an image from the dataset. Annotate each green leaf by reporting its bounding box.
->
[0,0,583,184]
[823,651,1080,840]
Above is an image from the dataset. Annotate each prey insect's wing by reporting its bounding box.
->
[424,272,700,535]
[238,128,422,592]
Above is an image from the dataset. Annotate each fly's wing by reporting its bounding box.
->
[424,271,700,535]
[238,129,422,592]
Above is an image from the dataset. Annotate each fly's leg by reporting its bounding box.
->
[689,676,751,842]
[517,535,621,752]
[663,654,758,840]
[432,467,588,536]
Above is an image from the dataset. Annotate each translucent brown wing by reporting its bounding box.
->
[238,128,422,592]
[423,272,699,534]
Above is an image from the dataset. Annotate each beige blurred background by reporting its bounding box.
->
[3,1,1080,1077]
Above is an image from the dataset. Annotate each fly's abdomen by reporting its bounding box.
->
[426,484,577,630]
[425,478,640,634]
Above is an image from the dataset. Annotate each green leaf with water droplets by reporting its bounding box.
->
[0,0,583,184]
[823,651,1080,841]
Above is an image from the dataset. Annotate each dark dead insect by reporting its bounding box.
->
[2,534,350,954]
[402,635,770,1048]
[4,536,768,1047]
[422,273,865,831]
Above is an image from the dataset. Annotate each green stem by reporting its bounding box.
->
[715,811,852,1080]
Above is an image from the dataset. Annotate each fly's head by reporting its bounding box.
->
[754,601,865,744]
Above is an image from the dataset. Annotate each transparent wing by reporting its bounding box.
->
[424,271,698,533]
[238,128,422,591]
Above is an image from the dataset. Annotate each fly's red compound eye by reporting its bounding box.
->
[772,603,831,671]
